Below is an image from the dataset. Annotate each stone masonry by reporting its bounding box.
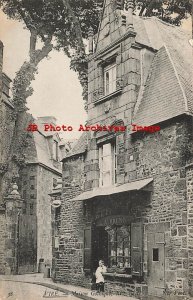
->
[52,1,193,299]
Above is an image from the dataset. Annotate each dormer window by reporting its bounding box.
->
[104,64,116,96]
[53,140,59,161]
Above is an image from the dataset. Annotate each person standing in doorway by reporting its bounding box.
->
[95,260,107,293]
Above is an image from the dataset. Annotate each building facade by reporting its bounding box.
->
[0,40,63,274]
[18,116,62,273]
[52,1,193,299]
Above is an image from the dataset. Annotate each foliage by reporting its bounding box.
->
[0,0,103,108]
[135,0,192,26]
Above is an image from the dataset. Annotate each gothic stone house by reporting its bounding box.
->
[52,1,193,299]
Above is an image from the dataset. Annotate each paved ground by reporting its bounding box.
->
[0,274,137,300]
[0,280,78,300]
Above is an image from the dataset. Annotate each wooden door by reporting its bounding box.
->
[147,232,165,297]
[17,214,37,274]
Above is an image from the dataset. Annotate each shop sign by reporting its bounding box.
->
[96,215,129,226]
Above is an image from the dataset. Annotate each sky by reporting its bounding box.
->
[0,10,87,140]
[0,10,191,140]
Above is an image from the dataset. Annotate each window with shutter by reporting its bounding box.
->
[83,222,144,277]
[131,222,143,277]
[83,227,92,272]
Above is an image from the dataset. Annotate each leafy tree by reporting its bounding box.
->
[0,0,102,187]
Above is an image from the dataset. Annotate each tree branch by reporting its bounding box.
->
[62,0,85,52]
[29,30,37,59]
[33,37,53,65]
[16,2,35,31]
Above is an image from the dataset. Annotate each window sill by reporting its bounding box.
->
[104,272,132,279]
[94,88,122,105]
[103,272,133,283]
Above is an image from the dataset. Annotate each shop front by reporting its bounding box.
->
[74,178,153,297]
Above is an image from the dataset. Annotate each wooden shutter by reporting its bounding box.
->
[131,222,143,277]
[83,226,92,272]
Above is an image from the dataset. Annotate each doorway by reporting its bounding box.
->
[92,227,108,271]
[147,232,165,297]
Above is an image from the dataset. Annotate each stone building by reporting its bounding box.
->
[18,116,62,274]
[0,40,63,275]
[0,40,15,274]
[51,1,193,299]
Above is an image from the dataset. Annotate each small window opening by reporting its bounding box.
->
[153,248,159,261]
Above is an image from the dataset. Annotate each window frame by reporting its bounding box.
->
[108,225,131,269]
[99,141,117,187]
[53,140,59,161]
[104,63,117,96]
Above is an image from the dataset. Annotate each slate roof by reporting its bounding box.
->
[62,131,89,160]
[132,17,193,126]
[26,130,62,174]
[25,116,62,174]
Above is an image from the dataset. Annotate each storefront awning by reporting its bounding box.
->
[72,177,153,201]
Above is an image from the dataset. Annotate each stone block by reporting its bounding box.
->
[177,269,188,278]
[165,271,176,282]
[178,225,187,236]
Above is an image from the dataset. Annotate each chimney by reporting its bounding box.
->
[125,0,135,32]
[88,27,94,54]
[37,116,57,126]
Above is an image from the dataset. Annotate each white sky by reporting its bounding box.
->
[0,10,87,139]
[0,10,191,140]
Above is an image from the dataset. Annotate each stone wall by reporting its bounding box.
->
[52,155,87,284]
[0,41,3,97]
[54,116,192,298]
[0,210,6,274]
[37,165,61,267]
[53,186,88,285]
[0,41,15,205]
[20,164,38,215]
[186,164,193,297]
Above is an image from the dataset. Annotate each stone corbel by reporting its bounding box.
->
[116,78,123,89]
[93,90,99,102]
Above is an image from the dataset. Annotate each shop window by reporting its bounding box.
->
[107,225,131,268]
[104,64,116,96]
[99,142,117,187]
[53,140,59,161]
[83,222,143,277]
